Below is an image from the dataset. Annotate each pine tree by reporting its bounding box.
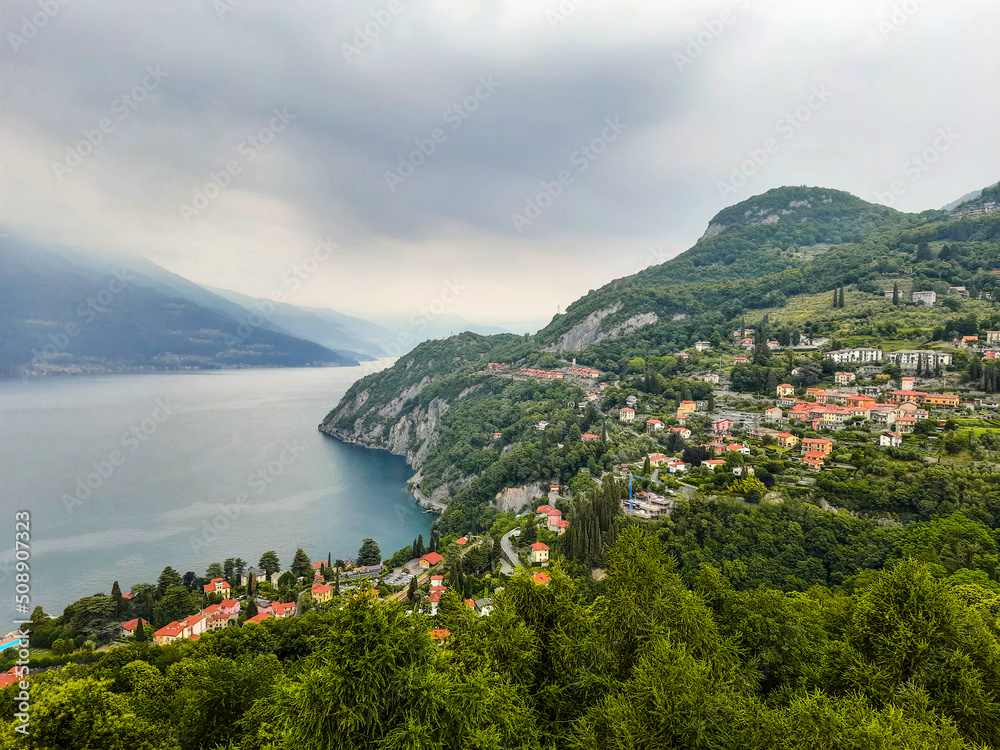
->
[357,538,381,567]
[291,548,312,579]
[258,551,280,577]
[111,581,125,619]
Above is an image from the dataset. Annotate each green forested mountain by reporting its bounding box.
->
[320,184,1000,531]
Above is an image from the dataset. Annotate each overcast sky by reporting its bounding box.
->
[2,0,997,332]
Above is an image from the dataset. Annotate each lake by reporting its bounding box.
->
[0,364,432,613]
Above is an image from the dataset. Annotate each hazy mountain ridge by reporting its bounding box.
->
[0,238,359,376]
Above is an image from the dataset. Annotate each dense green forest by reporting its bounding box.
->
[5,526,1000,749]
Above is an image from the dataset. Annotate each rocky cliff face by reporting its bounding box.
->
[319,379,450,471]
[546,302,658,352]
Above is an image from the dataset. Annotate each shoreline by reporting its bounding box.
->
[318,424,446,515]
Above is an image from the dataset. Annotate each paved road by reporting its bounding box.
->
[499,529,518,574]
[412,485,448,514]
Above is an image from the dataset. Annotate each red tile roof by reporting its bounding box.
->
[155,622,185,637]
[420,551,443,565]
[533,572,551,585]
[530,542,549,551]
[246,613,273,624]
[120,618,147,631]
[429,629,451,641]
[0,668,21,689]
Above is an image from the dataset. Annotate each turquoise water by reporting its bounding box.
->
[0,365,431,613]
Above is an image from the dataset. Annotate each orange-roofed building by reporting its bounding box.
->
[245,612,273,625]
[430,629,451,642]
[533,572,551,585]
[529,542,549,565]
[419,552,443,569]
[119,618,148,639]
[801,437,833,456]
[775,433,799,450]
[311,582,333,603]
[203,578,232,596]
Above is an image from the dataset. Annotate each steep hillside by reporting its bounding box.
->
[320,183,1000,529]
[536,186,938,352]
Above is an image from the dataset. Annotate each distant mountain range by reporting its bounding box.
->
[0,237,511,378]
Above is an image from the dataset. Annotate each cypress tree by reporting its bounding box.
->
[832,288,838,307]
[839,287,845,308]
[892,282,899,305]
[134,619,148,642]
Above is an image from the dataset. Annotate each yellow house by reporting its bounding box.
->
[311,583,333,604]
[678,400,697,416]
[775,433,799,450]
[776,384,795,398]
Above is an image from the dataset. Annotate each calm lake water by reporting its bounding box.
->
[0,364,431,613]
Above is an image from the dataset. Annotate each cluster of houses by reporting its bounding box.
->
[149,596,300,645]
[518,368,564,380]
[767,382,963,434]
[647,453,689,474]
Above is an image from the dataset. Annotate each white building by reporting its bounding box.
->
[911,291,937,306]
[824,348,883,364]
[619,407,635,423]
[884,350,953,372]
[694,341,712,352]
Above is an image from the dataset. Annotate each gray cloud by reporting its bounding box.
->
[2,0,998,326]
